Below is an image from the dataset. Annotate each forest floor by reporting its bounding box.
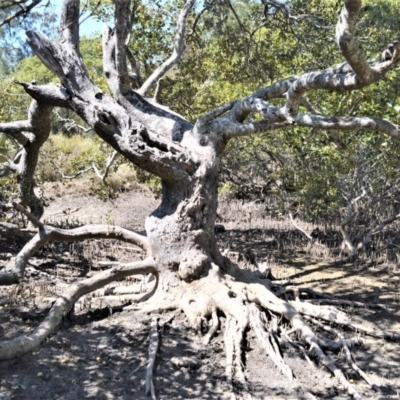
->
[1,182,400,399]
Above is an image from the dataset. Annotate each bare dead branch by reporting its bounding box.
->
[57,166,92,180]
[12,201,44,228]
[288,212,313,240]
[0,0,42,28]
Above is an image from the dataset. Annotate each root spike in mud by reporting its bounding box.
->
[146,318,159,400]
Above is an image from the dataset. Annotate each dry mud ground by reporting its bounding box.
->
[1,183,400,399]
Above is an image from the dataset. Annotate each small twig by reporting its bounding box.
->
[57,167,92,180]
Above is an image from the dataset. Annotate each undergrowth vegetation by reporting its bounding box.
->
[35,133,162,200]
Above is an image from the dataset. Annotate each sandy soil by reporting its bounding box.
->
[1,184,400,399]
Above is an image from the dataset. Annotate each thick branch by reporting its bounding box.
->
[296,113,400,140]
[0,215,150,285]
[0,122,31,145]
[336,0,378,82]
[0,257,156,360]
[59,0,80,47]
[114,0,131,94]
[26,31,195,181]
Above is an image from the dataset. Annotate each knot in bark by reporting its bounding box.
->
[178,248,209,282]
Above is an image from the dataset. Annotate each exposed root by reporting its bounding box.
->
[146,318,158,400]
[281,328,314,366]
[290,300,400,340]
[0,258,156,360]
[145,315,174,400]
[94,276,155,297]
[248,304,293,381]
[179,266,385,399]
[1,254,398,399]
[277,286,390,310]
[224,316,251,400]
[304,315,379,391]
[203,310,219,345]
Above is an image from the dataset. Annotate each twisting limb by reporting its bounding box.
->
[138,0,196,97]
[0,257,156,361]
[296,114,400,140]
[0,94,54,219]
[26,2,194,180]
[285,24,400,117]
[0,203,150,285]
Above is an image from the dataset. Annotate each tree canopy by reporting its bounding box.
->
[1,1,400,398]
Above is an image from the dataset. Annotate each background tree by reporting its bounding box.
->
[1,1,400,398]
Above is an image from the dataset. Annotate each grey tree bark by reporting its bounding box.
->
[1,1,400,398]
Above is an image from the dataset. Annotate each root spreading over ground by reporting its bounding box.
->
[1,205,400,399]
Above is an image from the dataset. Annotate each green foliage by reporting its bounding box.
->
[37,134,109,182]
[0,2,58,76]
[2,0,400,228]
[36,134,138,200]
[156,0,400,225]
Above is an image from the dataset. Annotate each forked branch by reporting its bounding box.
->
[138,0,196,97]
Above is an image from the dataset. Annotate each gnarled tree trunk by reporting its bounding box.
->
[2,1,400,399]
